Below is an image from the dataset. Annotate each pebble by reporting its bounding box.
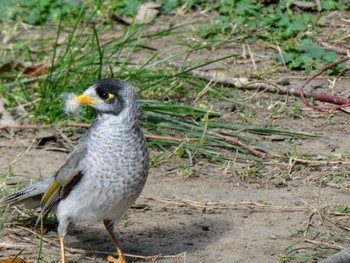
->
[276,78,290,86]
[212,101,236,112]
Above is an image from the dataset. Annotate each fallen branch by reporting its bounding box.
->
[2,123,350,165]
[291,1,317,9]
[171,58,350,110]
[318,41,350,55]
[205,130,278,158]
[0,123,90,130]
[299,56,350,111]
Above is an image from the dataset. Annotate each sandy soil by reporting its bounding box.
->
[1,9,350,263]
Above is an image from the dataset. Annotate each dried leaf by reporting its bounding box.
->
[0,258,28,263]
[20,62,48,77]
[0,61,47,77]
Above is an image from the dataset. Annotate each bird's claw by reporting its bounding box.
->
[107,255,127,263]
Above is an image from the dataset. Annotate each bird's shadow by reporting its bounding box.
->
[4,206,229,262]
[64,210,229,262]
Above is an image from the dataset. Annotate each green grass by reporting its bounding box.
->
[0,2,350,263]
[0,0,321,162]
[0,1,348,163]
[0,167,27,197]
[281,242,343,262]
[280,203,350,262]
[0,206,10,231]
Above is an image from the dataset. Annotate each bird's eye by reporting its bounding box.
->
[99,92,108,100]
[105,93,115,102]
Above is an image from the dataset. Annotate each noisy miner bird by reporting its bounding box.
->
[0,78,150,263]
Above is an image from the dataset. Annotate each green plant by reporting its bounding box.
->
[276,38,342,74]
[84,231,100,241]
[238,110,255,123]
[288,100,302,118]
[122,220,132,228]
[0,0,320,163]
[110,0,205,15]
[194,0,349,74]
[0,0,83,24]
[237,164,262,181]
[0,167,27,196]
[0,206,10,231]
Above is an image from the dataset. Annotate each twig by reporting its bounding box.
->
[67,123,90,128]
[292,1,317,9]
[14,225,57,246]
[54,128,75,148]
[0,138,37,169]
[315,0,322,12]
[145,134,198,142]
[316,178,331,237]
[318,41,350,55]
[304,239,343,250]
[303,211,316,238]
[0,123,90,129]
[204,130,350,165]
[0,124,51,129]
[142,195,310,212]
[205,130,278,158]
[284,157,350,166]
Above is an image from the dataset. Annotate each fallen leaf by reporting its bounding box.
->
[19,61,48,77]
[0,60,47,77]
[0,258,28,263]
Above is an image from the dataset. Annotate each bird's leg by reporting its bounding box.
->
[59,236,67,263]
[103,220,127,263]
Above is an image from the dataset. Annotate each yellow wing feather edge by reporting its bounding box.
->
[41,181,61,207]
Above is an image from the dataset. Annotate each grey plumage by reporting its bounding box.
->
[0,177,53,209]
[0,78,149,263]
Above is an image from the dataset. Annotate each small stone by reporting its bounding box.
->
[271,178,287,188]
[212,101,236,112]
[199,223,211,231]
[276,78,290,86]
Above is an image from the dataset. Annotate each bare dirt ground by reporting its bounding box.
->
[1,10,350,263]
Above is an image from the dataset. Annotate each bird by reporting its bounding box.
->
[0,78,150,263]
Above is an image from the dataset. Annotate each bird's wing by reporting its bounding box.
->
[0,177,54,209]
[39,136,88,218]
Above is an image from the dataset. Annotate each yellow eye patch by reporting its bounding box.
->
[105,93,115,102]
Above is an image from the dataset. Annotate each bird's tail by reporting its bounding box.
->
[0,177,53,209]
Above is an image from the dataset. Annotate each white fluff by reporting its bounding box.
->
[63,93,83,116]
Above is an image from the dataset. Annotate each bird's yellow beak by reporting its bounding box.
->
[72,94,96,105]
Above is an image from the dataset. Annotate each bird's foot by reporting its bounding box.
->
[107,255,127,263]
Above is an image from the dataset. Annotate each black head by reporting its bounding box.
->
[72,78,142,121]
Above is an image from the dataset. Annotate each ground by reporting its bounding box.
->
[1,9,350,263]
